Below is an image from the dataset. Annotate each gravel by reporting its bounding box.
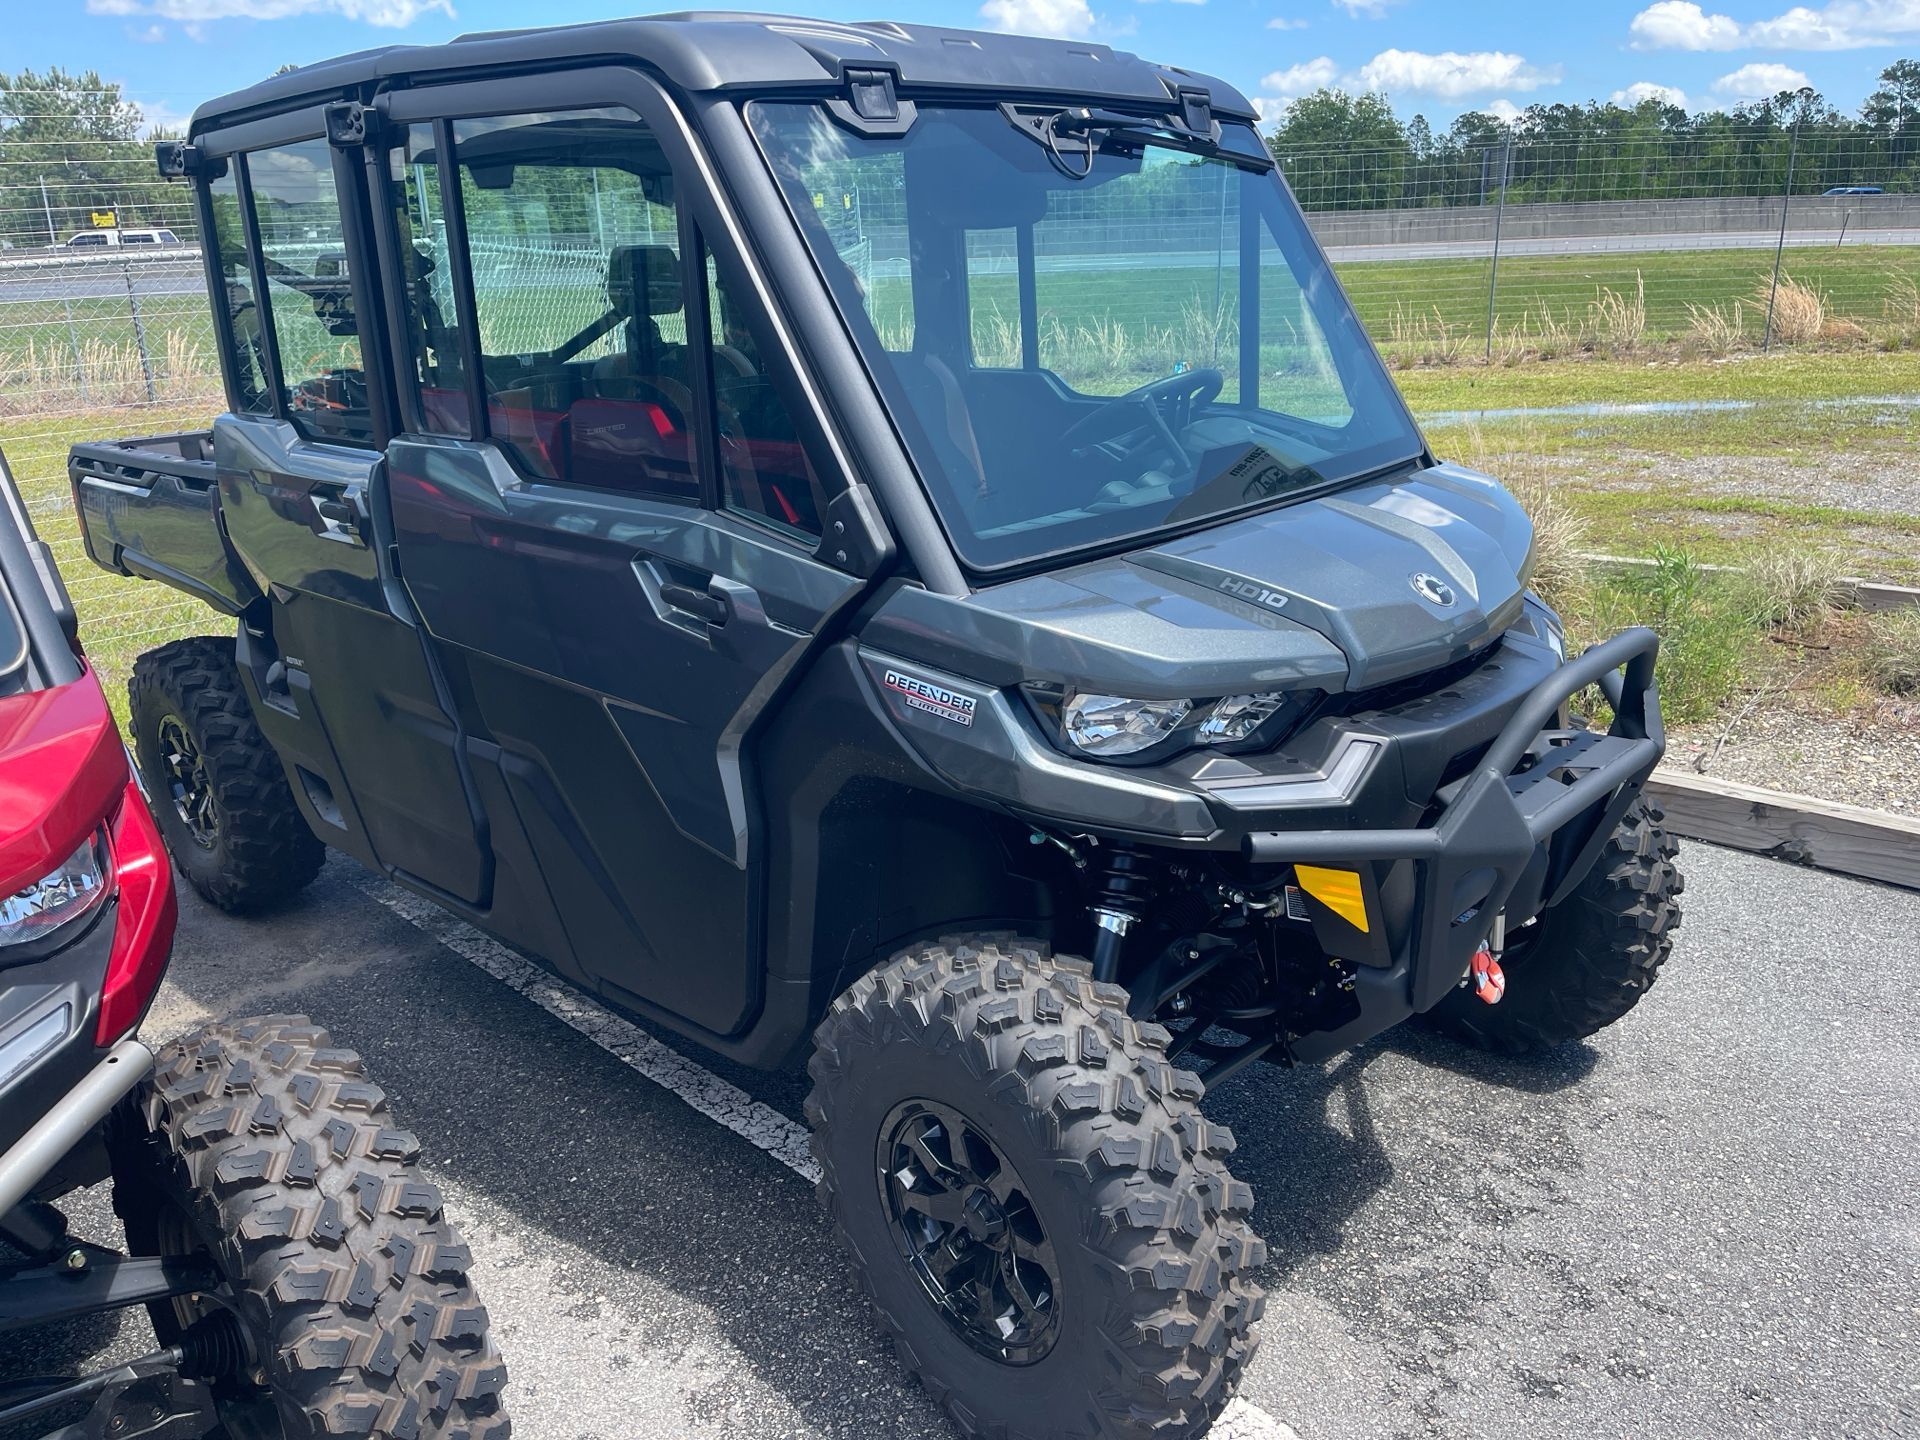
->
[1671,694,1920,817]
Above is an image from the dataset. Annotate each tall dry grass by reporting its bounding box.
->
[1588,272,1647,352]
[1451,423,1591,614]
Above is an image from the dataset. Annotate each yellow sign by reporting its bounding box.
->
[89,209,118,230]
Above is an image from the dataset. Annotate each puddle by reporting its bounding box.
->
[1417,393,1920,426]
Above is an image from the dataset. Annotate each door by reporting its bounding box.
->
[202,124,491,905]
[376,91,866,1037]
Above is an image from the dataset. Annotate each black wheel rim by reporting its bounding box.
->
[154,1199,284,1439]
[876,1099,1062,1366]
[156,715,219,849]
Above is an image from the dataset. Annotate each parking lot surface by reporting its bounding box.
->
[10,840,1917,1439]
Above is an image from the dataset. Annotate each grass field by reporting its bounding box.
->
[6,240,1916,420]
[1338,242,1920,357]
[3,324,1914,730]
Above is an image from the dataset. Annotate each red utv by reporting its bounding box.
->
[0,451,507,1440]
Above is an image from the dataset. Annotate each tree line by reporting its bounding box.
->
[1268,60,1920,211]
[5,59,1919,244]
[0,68,188,245]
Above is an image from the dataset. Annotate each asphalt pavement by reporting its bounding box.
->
[8,840,1917,1439]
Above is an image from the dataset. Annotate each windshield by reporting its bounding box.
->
[749,102,1424,570]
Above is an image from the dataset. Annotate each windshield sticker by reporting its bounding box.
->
[883,669,977,728]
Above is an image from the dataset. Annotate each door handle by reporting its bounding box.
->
[310,486,366,546]
[659,580,729,626]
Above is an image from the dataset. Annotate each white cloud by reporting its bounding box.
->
[1612,80,1691,108]
[1167,0,1208,7]
[84,0,450,24]
[1484,98,1524,123]
[1331,0,1400,16]
[1259,55,1341,105]
[132,95,192,135]
[1713,61,1812,98]
[1629,0,1919,52]
[978,0,1097,38]
[1255,48,1560,119]
[1267,15,1309,27]
[1628,1,1743,48]
[1352,48,1560,99]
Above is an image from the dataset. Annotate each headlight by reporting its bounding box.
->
[1056,689,1313,760]
[1197,694,1291,743]
[0,835,109,948]
[1062,693,1192,756]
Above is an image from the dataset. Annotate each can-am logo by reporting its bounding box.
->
[1216,577,1289,611]
[1410,572,1457,608]
[883,669,977,727]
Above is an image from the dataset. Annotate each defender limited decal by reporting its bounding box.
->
[883,669,978,727]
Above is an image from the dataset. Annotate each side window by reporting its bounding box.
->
[965,228,1020,369]
[705,255,826,538]
[206,165,271,414]
[445,108,697,500]
[390,123,468,434]
[70,233,106,248]
[244,139,371,445]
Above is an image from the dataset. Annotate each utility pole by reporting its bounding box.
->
[1484,135,1512,361]
[1762,119,1801,352]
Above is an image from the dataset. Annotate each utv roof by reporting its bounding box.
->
[188,11,1256,132]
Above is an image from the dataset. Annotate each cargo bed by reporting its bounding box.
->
[69,433,258,615]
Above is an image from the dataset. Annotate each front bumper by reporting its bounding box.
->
[862,624,1664,1055]
[1243,627,1664,1059]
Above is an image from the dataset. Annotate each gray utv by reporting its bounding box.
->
[70,14,1681,1438]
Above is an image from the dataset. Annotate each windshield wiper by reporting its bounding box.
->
[1000,103,1229,179]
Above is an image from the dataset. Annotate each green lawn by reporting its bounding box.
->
[1,404,219,718]
[6,291,1916,725]
[1396,348,1920,412]
[1418,352,1920,588]
[1337,242,1920,348]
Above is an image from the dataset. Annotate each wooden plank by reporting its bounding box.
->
[1647,767,1920,890]
[1577,553,1920,613]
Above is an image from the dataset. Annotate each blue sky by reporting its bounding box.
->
[12,1,1918,135]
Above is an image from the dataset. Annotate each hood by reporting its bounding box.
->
[863,462,1534,698]
[0,669,126,894]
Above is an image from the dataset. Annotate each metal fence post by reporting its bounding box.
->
[1484,135,1511,360]
[1762,120,1800,353]
[122,260,158,404]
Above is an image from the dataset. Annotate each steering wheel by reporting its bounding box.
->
[1061,368,1224,465]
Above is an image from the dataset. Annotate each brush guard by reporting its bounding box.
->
[1242,626,1664,1062]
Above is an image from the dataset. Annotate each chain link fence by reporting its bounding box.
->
[1279,124,1920,363]
[1,123,1916,692]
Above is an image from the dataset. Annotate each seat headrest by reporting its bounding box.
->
[608,244,682,318]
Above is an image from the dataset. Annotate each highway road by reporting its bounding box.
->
[4,220,1918,314]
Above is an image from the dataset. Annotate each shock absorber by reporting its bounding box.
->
[1087,846,1157,984]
